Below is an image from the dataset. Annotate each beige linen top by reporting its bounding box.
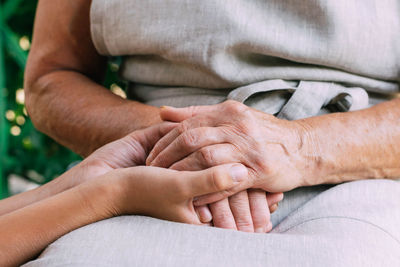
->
[90,0,400,119]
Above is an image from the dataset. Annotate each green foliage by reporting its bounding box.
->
[0,0,123,198]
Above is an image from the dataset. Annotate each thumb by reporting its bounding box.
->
[160,105,214,122]
[183,164,248,197]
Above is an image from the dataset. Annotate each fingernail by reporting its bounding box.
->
[160,105,173,109]
[270,204,278,213]
[200,208,212,223]
[229,164,248,182]
[255,228,265,233]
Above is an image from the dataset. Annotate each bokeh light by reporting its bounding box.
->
[16,116,26,125]
[111,83,127,99]
[5,110,16,121]
[10,126,21,136]
[19,36,31,51]
[16,89,25,104]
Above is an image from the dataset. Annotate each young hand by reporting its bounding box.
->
[68,122,177,187]
[99,164,249,225]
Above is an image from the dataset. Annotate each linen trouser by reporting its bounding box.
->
[24,179,400,267]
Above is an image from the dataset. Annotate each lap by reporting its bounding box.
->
[24,179,400,267]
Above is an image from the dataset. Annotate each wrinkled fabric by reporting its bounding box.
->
[90,0,400,118]
[25,180,400,266]
[24,1,400,266]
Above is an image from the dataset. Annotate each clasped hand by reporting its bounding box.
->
[74,101,311,233]
[145,100,312,232]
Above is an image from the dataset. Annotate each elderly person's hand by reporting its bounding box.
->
[86,120,282,232]
[147,100,309,205]
[146,101,289,232]
[56,122,285,231]
[194,189,282,233]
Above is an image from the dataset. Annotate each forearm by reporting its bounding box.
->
[26,70,161,156]
[0,174,70,217]
[0,160,105,216]
[0,177,118,267]
[299,97,400,186]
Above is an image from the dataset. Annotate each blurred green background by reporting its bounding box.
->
[0,0,124,199]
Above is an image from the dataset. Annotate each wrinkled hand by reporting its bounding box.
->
[147,100,309,205]
[147,102,285,233]
[171,149,283,233]
[195,190,282,233]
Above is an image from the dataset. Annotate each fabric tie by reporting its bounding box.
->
[227,79,369,120]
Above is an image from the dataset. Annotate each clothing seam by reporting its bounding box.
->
[279,215,400,246]
[275,185,334,227]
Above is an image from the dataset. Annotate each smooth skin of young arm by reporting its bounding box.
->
[0,123,283,266]
[24,0,161,157]
[0,174,116,267]
[0,122,248,266]
[0,122,177,217]
[0,164,244,267]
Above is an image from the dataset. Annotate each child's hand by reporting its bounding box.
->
[110,164,248,225]
[69,122,177,187]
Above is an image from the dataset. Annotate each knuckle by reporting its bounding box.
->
[187,105,199,116]
[252,213,268,227]
[224,100,247,114]
[212,211,234,225]
[236,220,254,231]
[238,113,257,135]
[247,189,266,200]
[180,130,198,149]
[177,121,190,134]
[198,147,216,167]
[209,168,227,192]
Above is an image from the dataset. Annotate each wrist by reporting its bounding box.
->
[293,119,330,187]
[112,168,141,215]
[65,158,113,188]
[295,115,348,187]
[76,172,126,220]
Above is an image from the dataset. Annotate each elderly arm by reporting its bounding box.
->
[297,96,400,186]
[24,0,161,157]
